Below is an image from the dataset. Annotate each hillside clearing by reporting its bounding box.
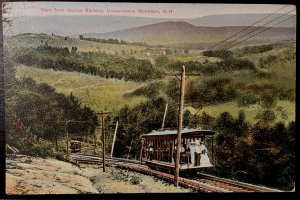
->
[15,65,147,113]
[187,100,295,125]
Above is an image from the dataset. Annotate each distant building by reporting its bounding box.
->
[158,48,166,55]
[146,48,152,56]
[145,47,170,56]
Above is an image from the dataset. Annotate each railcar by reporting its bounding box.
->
[70,140,82,153]
[141,128,215,172]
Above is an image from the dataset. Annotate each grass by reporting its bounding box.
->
[187,100,295,125]
[5,33,146,57]
[165,54,221,63]
[238,43,296,90]
[15,65,147,113]
[10,34,295,125]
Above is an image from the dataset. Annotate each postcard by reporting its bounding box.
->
[1,1,296,195]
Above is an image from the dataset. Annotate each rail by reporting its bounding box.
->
[70,153,283,193]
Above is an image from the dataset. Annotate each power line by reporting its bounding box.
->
[225,14,296,50]
[217,8,295,50]
[206,5,291,51]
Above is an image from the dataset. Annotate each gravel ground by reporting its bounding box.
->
[80,164,191,193]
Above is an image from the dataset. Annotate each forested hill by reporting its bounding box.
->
[5,58,98,158]
[11,42,162,82]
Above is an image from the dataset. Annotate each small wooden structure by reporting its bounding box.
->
[141,128,215,171]
[70,140,82,153]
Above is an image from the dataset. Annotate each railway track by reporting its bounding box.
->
[70,153,283,193]
[195,173,283,192]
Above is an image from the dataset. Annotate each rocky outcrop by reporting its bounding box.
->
[6,155,98,194]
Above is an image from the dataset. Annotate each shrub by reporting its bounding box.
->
[275,88,295,102]
[256,110,276,121]
[256,71,272,79]
[237,94,258,107]
[130,176,141,185]
[258,55,277,68]
[54,151,67,161]
[261,93,277,109]
[202,49,233,59]
[155,56,169,68]
[24,139,56,158]
[240,45,273,55]
[276,106,283,111]
[124,81,163,99]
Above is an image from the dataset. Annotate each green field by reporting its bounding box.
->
[11,34,295,125]
[16,64,295,125]
[4,33,221,65]
[15,65,147,113]
[165,54,221,63]
[187,100,295,125]
[5,33,146,57]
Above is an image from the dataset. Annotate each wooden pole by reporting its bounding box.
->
[101,115,105,172]
[172,140,175,163]
[111,121,118,158]
[55,125,58,151]
[162,103,168,129]
[140,138,145,162]
[62,120,89,156]
[174,65,185,187]
[65,120,69,158]
[127,139,133,159]
[96,111,110,173]
[212,135,214,165]
[93,132,96,154]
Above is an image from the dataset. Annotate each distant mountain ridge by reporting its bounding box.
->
[83,21,296,45]
[186,14,296,27]
[4,13,296,37]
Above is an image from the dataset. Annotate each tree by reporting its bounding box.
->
[71,46,78,54]
[113,97,179,158]
[164,78,180,102]
[79,35,84,40]
[183,110,191,127]
[155,56,169,68]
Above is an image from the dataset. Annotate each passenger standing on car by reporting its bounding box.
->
[195,139,201,166]
[200,140,210,164]
[149,144,153,160]
[189,139,196,166]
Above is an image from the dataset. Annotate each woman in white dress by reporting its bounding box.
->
[195,139,201,166]
[200,141,210,165]
[188,139,196,166]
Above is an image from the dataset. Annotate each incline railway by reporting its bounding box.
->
[70,153,283,193]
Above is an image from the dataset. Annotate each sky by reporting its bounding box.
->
[4,2,296,19]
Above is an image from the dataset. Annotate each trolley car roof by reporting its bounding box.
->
[142,128,215,139]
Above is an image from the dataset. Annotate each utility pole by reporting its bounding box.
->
[140,138,145,162]
[127,139,133,159]
[110,121,118,158]
[165,66,202,187]
[174,65,185,187]
[96,111,110,172]
[64,120,70,158]
[162,103,168,129]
